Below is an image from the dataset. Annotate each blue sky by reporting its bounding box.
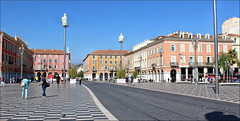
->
[1,1,239,64]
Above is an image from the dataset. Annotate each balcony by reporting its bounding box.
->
[92,69,97,72]
[170,62,178,66]
[188,62,214,66]
[134,67,140,71]
[8,61,13,65]
[170,62,179,68]
[151,64,156,70]
[151,64,156,67]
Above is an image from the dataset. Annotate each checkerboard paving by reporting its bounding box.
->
[0,83,108,121]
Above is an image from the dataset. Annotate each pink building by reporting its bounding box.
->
[31,49,70,79]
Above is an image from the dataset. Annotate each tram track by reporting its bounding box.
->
[85,82,203,120]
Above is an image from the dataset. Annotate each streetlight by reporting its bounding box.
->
[33,54,36,81]
[19,44,24,79]
[139,55,142,83]
[62,13,69,85]
[119,33,124,70]
[225,59,229,83]
[192,37,198,85]
[159,49,164,82]
[213,0,219,94]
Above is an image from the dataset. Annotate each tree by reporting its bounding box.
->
[117,68,126,79]
[133,71,138,79]
[238,61,240,69]
[77,71,84,77]
[214,52,231,82]
[70,66,77,79]
[228,49,238,66]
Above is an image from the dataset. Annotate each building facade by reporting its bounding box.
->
[83,50,129,80]
[222,17,240,35]
[0,31,34,82]
[222,17,240,72]
[31,49,70,79]
[125,31,234,82]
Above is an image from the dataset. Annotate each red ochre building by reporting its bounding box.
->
[124,31,235,82]
[0,31,34,83]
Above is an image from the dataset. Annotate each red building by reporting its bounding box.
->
[0,31,34,83]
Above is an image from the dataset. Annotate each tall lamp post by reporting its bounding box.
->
[139,56,142,83]
[213,0,219,94]
[159,49,164,82]
[19,44,24,79]
[192,37,198,85]
[119,33,124,70]
[62,13,69,85]
[33,54,36,80]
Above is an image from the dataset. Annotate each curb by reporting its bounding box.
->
[82,84,118,121]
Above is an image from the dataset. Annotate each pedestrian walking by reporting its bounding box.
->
[20,76,29,99]
[18,77,22,84]
[13,77,15,83]
[130,75,134,86]
[10,78,12,83]
[79,77,82,85]
[39,75,47,98]
[1,76,5,87]
[125,75,129,86]
[56,74,60,88]
[168,78,170,83]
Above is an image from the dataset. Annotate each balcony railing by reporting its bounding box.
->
[189,62,214,66]
[152,63,156,67]
[92,69,97,72]
[170,62,178,66]
[134,67,140,70]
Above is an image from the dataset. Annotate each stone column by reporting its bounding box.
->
[186,68,188,80]
[204,68,207,78]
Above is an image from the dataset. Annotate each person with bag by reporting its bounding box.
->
[20,76,29,99]
[39,75,48,98]
[56,74,60,88]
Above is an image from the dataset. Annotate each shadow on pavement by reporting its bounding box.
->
[205,111,240,121]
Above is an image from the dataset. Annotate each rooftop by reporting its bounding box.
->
[89,50,130,55]
[31,49,69,54]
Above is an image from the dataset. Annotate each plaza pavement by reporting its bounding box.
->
[0,83,111,121]
[98,81,240,104]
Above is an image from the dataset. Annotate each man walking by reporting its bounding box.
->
[125,75,129,86]
[79,77,82,85]
[130,75,134,86]
[56,75,60,88]
[39,75,47,98]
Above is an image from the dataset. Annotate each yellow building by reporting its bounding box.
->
[83,50,129,80]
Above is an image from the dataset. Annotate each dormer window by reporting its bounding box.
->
[222,35,226,39]
[205,34,210,39]
[180,34,184,38]
[197,33,201,39]
[188,33,193,38]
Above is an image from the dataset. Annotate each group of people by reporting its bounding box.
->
[20,75,50,99]
[125,75,134,86]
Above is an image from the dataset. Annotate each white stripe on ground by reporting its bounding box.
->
[83,84,118,121]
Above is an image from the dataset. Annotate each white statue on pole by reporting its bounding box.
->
[62,13,69,27]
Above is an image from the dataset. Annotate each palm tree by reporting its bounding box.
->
[214,52,231,82]
[238,61,240,69]
[228,49,238,66]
